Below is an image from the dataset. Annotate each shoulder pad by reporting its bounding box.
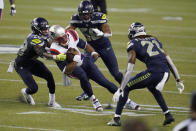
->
[66,29,79,41]
[71,14,82,24]
[72,14,79,20]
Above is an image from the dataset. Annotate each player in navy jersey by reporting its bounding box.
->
[49,25,140,111]
[66,0,123,101]
[107,22,185,126]
[14,17,66,107]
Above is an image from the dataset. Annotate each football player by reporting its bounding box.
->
[14,17,66,107]
[66,0,123,101]
[107,22,185,126]
[49,25,140,112]
[0,0,16,22]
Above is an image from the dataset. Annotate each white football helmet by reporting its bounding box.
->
[49,25,68,45]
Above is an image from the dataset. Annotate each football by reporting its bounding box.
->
[66,47,79,63]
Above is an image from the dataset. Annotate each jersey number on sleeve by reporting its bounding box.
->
[141,40,164,57]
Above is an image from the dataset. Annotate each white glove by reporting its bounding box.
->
[176,81,184,94]
[92,28,104,37]
[113,89,123,102]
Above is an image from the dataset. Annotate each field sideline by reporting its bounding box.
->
[0,0,196,131]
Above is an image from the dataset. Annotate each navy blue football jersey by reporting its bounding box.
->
[16,33,49,64]
[70,12,110,48]
[127,36,169,73]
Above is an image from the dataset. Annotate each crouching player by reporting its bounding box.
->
[14,17,66,107]
[108,22,184,126]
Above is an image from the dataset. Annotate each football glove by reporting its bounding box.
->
[10,4,16,16]
[113,89,123,102]
[176,81,184,94]
[92,28,104,37]
[56,53,66,61]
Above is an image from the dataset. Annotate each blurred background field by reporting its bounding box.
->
[0,0,196,131]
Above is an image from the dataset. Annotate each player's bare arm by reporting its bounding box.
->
[92,23,112,37]
[33,45,66,61]
[65,61,78,75]
[65,24,76,30]
[101,23,111,34]
[85,44,99,59]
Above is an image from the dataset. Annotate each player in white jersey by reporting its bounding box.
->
[49,25,140,112]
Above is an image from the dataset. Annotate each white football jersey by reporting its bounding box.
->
[50,30,81,56]
[50,30,84,67]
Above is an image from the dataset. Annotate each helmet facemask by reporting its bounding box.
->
[78,0,94,23]
[128,22,146,40]
[31,17,50,38]
[49,25,69,47]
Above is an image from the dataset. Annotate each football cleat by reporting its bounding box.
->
[48,101,61,108]
[125,100,141,110]
[21,88,35,105]
[92,99,103,112]
[163,112,175,126]
[107,117,121,126]
[75,92,90,101]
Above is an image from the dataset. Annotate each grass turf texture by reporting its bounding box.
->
[0,0,196,130]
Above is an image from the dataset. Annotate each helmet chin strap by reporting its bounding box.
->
[134,32,146,37]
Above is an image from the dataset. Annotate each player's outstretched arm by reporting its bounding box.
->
[33,45,66,61]
[164,51,184,94]
[113,50,136,102]
[92,23,112,38]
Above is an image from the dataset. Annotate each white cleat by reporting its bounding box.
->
[48,101,61,108]
[92,99,103,112]
[125,100,141,110]
[21,88,35,105]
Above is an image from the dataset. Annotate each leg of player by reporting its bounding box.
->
[71,66,103,112]
[14,64,36,105]
[148,87,174,125]
[86,58,140,110]
[98,46,123,84]
[31,60,61,108]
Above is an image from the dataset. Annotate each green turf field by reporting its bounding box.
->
[0,0,196,130]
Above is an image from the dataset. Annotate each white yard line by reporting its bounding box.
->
[0,125,64,131]
[1,61,196,78]
[0,78,192,95]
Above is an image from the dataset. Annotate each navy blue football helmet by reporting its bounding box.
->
[78,0,94,22]
[128,22,146,39]
[31,17,50,36]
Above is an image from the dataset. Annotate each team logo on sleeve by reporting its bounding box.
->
[32,39,42,44]
[102,14,107,19]
[127,42,134,49]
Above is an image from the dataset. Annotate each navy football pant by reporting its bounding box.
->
[71,57,118,97]
[15,60,55,95]
[116,70,169,115]
[85,46,123,84]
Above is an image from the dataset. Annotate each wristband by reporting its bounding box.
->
[103,33,112,38]
[91,51,97,56]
